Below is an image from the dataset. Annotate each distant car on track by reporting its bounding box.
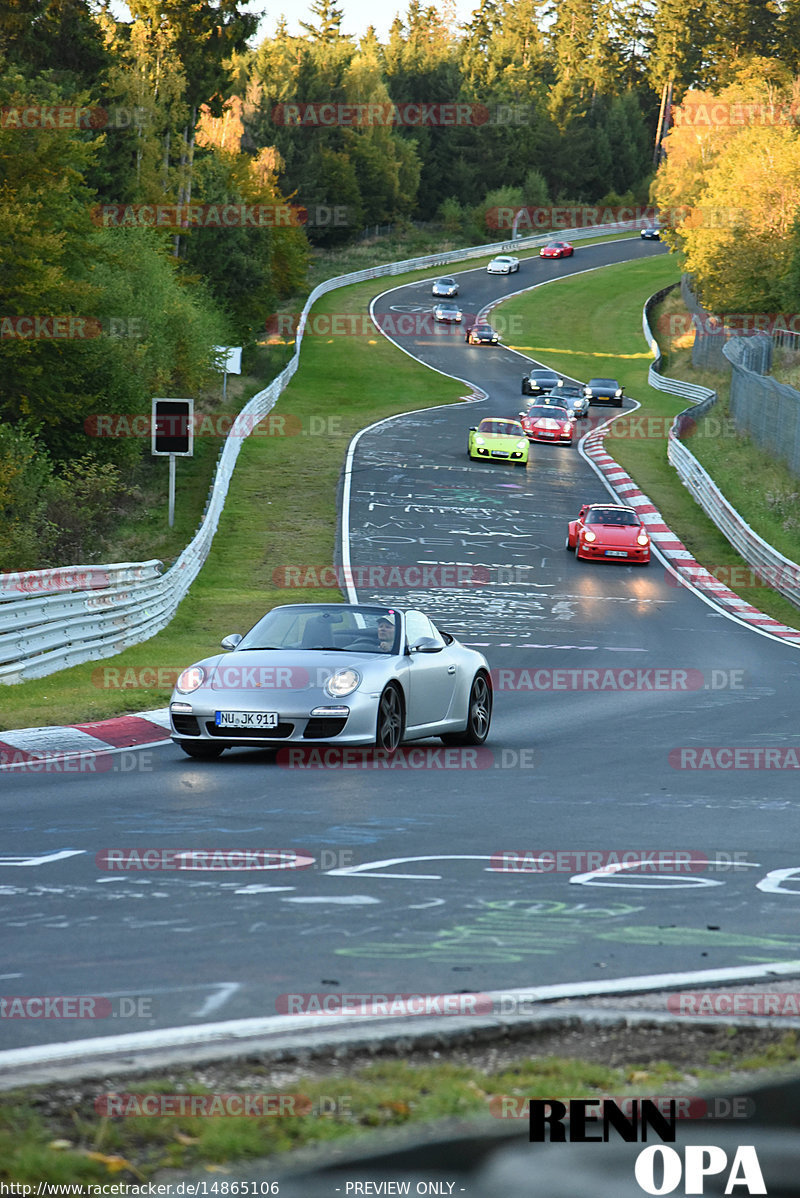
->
[433,302,462,323]
[468,418,529,465]
[583,377,624,406]
[522,368,563,396]
[486,255,520,274]
[640,226,661,240]
[543,384,589,418]
[540,241,574,259]
[567,504,651,564]
[519,404,574,445]
[432,277,460,297]
[169,603,493,757]
[465,321,500,345]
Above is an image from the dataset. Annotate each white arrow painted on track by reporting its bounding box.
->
[0,850,86,867]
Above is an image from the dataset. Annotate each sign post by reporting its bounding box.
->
[151,398,194,528]
[213,346,242,401]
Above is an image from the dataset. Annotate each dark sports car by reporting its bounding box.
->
[543,384,590,418]
[466,321,501,345]
[522,368,564,396]
[583,377,625,406]
[640,226,661,240]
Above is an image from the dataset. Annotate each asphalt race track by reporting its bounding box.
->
[2,236,800,1053]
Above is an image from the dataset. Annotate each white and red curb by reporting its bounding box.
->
[0,708,171,770]
[582,422,800,646]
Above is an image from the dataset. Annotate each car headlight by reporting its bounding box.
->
[517,439,527,449]
[475,436,485,445]
[637,533,650,546]
[325,668,361,698]
[176,666,206,693]
[615,389,622,397]
[583,529,597,543]
[562,423,571,433]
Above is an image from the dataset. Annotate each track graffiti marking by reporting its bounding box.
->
[333,899,800,963]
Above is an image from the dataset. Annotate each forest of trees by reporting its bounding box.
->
[3,0,800,567]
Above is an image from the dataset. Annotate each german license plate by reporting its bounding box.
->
[605,550,628,557]
[491,450,509,457]
[539,432,554,437]
[215,711,278,729]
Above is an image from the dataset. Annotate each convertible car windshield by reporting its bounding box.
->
[480,420,522,435]
[237,604,401,654]
[525,406,569,420]
[586,509,638,526]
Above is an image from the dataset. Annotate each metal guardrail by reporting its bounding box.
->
[642,286,800,609]
[1,222,643,684]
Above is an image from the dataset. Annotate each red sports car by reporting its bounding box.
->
[566,504,651,564]
[540,241,574,259]
[519,403,574,445]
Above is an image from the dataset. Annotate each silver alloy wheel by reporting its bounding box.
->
[376,686,403,753]
[468,673,492,741]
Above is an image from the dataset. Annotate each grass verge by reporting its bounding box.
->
[495,257,800,630]
[653,289,800,572]
[1,1029,798,1182]
[2,234,641,731]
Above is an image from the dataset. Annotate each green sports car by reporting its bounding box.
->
[467,418,529,466]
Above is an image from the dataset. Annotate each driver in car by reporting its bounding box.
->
[377,616,395,652]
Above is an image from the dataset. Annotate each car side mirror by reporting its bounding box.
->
[409,637,443,653]
[221,634,242,650]
[469,426,478,431]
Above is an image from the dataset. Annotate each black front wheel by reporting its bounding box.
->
[441,672,492,745]
[176,740,225,760]
[375,685,404,753]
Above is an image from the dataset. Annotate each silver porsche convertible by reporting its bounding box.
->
[169,603,492,759]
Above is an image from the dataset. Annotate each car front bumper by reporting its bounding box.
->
[169,690,385,747]
[576,542,650,562]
